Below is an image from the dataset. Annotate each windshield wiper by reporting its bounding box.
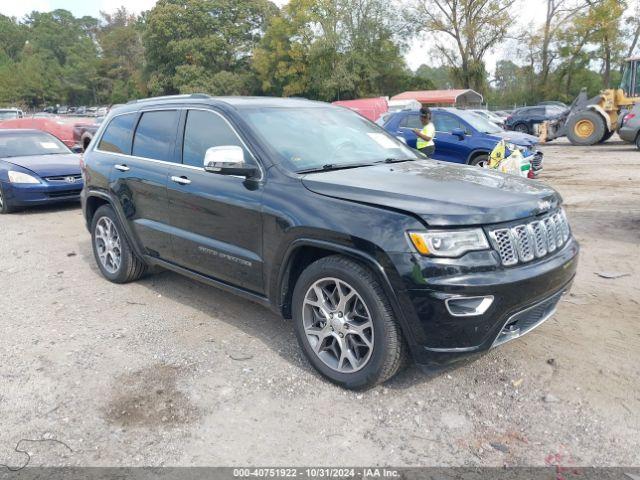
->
[380,157,416,164]
[297,162,374,174]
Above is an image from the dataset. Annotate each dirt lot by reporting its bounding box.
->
[0,137,638,468]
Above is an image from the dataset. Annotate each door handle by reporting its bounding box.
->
[171,175,192,185]
[114,164,130,172]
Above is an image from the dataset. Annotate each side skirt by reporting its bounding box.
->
[144,256,272,310]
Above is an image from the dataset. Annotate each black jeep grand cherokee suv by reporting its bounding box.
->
[81,95,579,389]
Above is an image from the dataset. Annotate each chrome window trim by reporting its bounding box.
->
[94,106,265,181]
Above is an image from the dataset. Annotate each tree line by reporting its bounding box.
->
[0,0,637,109]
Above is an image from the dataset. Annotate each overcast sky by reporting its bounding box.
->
[0,0,556,72]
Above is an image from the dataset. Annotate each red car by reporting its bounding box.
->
[332,97,388,122]
[0,117,81,151]
[72,118,104,151]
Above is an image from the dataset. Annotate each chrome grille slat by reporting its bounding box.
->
[489,229,518,266]
[543,216,557,252]
[45,174,82,182]
[511,225,534,262]
[489,209,571,267]
[528,221,548,257]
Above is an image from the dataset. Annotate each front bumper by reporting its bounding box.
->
[1,180,83,206]
[387,237,579,367]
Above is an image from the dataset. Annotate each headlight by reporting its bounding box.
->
[8,171,41,184]
[408,229,490,257]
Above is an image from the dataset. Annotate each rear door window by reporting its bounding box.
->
[132,110,180,162]
[97,113,138,154]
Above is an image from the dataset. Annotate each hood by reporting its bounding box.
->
[3,153,81,178]
[302,160,560,226]
[491,130,540,147]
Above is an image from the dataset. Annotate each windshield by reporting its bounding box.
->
[0,111,19,120]
[243,106,420,172]
[457,110,503,133]
[0,132,71,157]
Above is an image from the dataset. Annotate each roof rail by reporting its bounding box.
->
[126,93,211,105]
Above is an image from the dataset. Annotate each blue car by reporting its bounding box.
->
[0,129,83,213]
[381,108,543,176]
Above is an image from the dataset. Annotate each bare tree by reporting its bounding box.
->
[539,0,592,87]
[411,0,516,92]
[624,0,640,59]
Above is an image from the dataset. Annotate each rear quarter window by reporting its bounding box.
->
[97,113,138,154]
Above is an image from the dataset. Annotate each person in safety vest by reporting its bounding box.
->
[413,107,435,157]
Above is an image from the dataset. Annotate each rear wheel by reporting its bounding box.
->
[567,111,606,146]
[292,255,406,389]
[636,134,640,150]
[91,204,147,283]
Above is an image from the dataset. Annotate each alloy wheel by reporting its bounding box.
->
[94,216,122,274]
[302,277,374,373]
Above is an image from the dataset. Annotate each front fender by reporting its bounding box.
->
[587,104,612,131]
[274,237,420,353]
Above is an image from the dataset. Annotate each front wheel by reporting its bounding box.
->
[636,134,640,150]
[566,110,606,146]
[91,205,147,283]
[514,123,530,134]
[292,255,406,389]
[0,183,16,214]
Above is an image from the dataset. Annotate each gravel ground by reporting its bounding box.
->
[0,137,638,468]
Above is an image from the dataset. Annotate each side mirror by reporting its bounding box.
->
[203,146,258,178]
[451,128,466,140]
[71,145,84,153]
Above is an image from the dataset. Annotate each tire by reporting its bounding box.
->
[514,123,529,134]
[292,255,407,389]
[636,134,640,150]
[91,204,147,283]
[598,129,614,144]
[567,110,606,146]
[469,154,489,168]
[0,183,16,214]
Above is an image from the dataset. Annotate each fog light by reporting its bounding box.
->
[445,295,494,317]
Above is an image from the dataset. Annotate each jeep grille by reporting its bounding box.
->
[489,209,570,266]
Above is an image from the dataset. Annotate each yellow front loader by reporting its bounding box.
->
[542,57,640,145]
